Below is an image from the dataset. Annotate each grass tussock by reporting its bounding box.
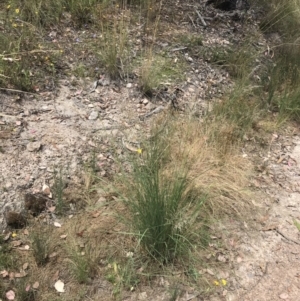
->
[31,228,50,266]
[121,133,206,262]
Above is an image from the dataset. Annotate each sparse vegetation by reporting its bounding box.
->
[0,235,17,269]
[52,167,67,215]
[97,17,131,79]
[106,257,140,297]
[139,51,186,96]
[66,242,99,284]
[1,0,300,299]
[31,228,50,266]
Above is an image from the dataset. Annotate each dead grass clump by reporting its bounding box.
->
[160,115,252,217]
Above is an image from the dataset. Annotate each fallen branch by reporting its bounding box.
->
[170,46,188,52]
[140,106,165,120]
[276,228,300,245]
[0,87,36,95]
[188,14,196,28]
[195,10,207,27]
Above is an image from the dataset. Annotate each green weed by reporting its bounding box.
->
[67,244,99,284]
[15,279,38,301]
[139,52,185,96]
[106,257,139,298]
[293,219,300,232]
[64,0,99,27]
[0,235,17,270]
[52,167,67,215]
[31,229,50,266]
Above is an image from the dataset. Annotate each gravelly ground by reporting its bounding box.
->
[1,1,299,300]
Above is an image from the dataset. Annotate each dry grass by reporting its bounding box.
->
[156,113,253,217]
[3,0,300,299]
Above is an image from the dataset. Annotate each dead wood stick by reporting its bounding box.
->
[140,105,165,120]
[188,14,196,28]
[195,10,207,27]
[170,46,188,52]
[0,87,36,95]
[276,229,300,245]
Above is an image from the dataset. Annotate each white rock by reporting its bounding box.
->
[88,111,98,120]
[27,141,41,152]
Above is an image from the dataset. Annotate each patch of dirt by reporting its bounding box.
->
[214,129,300,301]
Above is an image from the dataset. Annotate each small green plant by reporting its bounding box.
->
[67,244,99,284]
[139,52,185,96]
[294,219,300,232]
[106,257,139,298]
[255,0,300,121]
[169,287,181,301]
[73,63,88,78]
[31,230,49,266]
[64,0,98,27]
[88,150,98,175]
[52,167,67,215]
[15,279,38,301]
[176,34,203,52]
[0,236,17,270]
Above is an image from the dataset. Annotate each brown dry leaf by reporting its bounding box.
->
[42,184,51,195]
[49,252,58,258]
[48,206,56,212]
[52,270,60,281]
[6,290,15,300]
[92,211,101,218]
[11,240,22,247]
[23,229,29,235]
[206,269,214,275]
[76,230,85,237]
[32,281,39,289]
[15,271,27,278]
[9,272,15,279]
[1,270,9,278]
[23,263,29,270]
[217,255,227,262]
[54,222,62,228]
[4,232,11,241]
